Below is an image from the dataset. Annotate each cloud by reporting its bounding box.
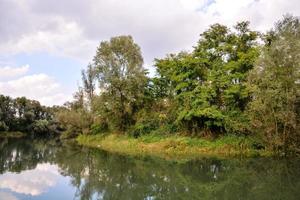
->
[0,192,19,200]
[0,0,299,66]
[0,164,60,196]
[0,17,95,61]
[0,0,298,104]
[202,0,300,30]
[0,71,72,106]
[0,65,29,80]
[179,0,211,11]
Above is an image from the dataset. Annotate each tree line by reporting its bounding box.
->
[0,95,61,135]
[56,15,299,154]
[1,15,299,154]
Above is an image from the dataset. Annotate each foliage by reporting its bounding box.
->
[81,63,96,107]
[0,121,8,131]
[128,109,160,137]
[0,94,59,136]
[155,22,259,135]
[56,108,93,139]
[90,122,109,135]
[247,15,300,154]
[0,15,293,155]
[51,15,299,156]
[31,120,50,135]
[77,134,270,160]
[92,35,148,131]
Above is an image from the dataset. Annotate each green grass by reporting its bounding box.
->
[77,133,272,161]
[0,131,26,138]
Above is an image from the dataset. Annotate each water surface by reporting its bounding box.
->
[0,138,299,200]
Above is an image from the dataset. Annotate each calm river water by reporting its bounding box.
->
[0,138,299,200]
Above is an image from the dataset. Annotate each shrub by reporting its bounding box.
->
[90,123,109,135]
[31,120,49,135]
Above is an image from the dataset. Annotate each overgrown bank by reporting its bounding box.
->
[77,134,271,160]
[63,15,299,158]
[0,131,26,138]
[1,16,299,158]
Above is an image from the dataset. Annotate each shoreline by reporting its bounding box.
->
[0,131,26,138]
[76,134,272,161]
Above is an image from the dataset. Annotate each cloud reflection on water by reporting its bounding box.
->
[0,163,60,196]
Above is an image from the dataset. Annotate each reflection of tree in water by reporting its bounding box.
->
[0,138,59,173]
[55,146,300,200]
[1,139,300,200]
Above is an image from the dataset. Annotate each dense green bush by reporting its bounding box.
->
[129,110,160,137]
[90,123,109,135]
[31,120,50,135]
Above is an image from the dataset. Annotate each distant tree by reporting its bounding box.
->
[0,94,59,135]
[0,95,15,131]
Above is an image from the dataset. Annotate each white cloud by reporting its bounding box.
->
[0,65,29,80]
[206,0,254,19]
[0,73,72,106]
[179,0,208,10]
[0,192,19,200]
[0,163,60,196]
[0,17,95,62]
[7,1,300,61]
[0,0,298,104]
[204,0,300,30]
[0,0,299,65]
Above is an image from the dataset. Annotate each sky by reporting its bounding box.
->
[0,0,299,106]
[0,163,60,196]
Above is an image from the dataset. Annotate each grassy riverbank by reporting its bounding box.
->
[77,134,272,160]
[0,131,26,138]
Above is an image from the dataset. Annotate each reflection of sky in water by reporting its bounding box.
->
[0,164,59,196]
[0,163,76,200]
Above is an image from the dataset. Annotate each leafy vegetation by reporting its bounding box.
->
[1,15,299,157]
[247,16,300,154]
[0,95,61,136]
[154,21,259,135]
[77,134,270,160]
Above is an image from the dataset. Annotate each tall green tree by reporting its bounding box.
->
[155,22,259,135]
[93,35,147,131]
[248,15,300,153]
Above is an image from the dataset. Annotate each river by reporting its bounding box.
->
[0,138,299,200]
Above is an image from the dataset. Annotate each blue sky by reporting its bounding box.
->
[0,0,299,106]
[14,53,82,91]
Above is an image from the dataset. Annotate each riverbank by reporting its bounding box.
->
[77,134,272,160]
[0,131,26,138]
